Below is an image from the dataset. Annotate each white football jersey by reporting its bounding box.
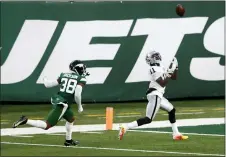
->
[148,65,166,98]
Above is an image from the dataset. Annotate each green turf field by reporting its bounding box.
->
[1,99,225,156]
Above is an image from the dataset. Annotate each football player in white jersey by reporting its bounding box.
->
[118,51,188,141]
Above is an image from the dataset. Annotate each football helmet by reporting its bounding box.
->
[69,60,87,75]
[145,51,162,65]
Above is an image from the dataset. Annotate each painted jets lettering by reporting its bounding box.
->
[1,17,224,85]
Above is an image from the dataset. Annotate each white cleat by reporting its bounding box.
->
[118,124,127,140]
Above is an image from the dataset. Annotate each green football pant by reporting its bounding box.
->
[46,104,75,127]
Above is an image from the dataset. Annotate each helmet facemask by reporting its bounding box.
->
[74,64,86,75]
[69,60,86,75]
[146,51,162,65]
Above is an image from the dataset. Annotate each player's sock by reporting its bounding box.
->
[65,121,73,140]
[136,117,152,126]
[126,121,138,130]
[26,120,47,129]
[171,122,179,135]
[168,108,180,135]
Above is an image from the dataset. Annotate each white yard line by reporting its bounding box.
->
[47,131,103,135]
[99,115,141,118]
[46,133,65,136]
[162,112,205,115]
[1,118,224,136]
[1,122,9,125]
[80,131,103,134]
[129,130,225,137]
[46,131,103,136]
[10,135,33,138]
[1,120,9,122]
[135,118,224,129]
[116,115,141,118]
[1,142,224,156]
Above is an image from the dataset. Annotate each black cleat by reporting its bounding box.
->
[64,139,79,147]
[12,115,28,128]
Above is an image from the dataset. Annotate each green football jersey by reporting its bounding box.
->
[51,72,87,105]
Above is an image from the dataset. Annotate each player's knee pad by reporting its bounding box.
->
[137,117,152,126]
[168,108,176,123]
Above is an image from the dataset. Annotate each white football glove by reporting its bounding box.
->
[85,72,90,76]
[172,57,178,70]
[78,106,83,113]
[167,68,175,75]
[167,57,178,74]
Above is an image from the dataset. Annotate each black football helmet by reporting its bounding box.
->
[69,60,87,75]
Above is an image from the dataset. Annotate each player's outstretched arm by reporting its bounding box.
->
[43,77,59,88]
[74,85,83,113]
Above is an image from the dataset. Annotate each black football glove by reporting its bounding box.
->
[85,72,90,76]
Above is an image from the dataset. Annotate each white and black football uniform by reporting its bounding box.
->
[119,51,188,141]
[146,64,174,121]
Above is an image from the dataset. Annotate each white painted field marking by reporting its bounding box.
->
[129,130,225,137]
[1,142,224,156]
[135,118,224,129]
[81,131,103,134]
[1,118,224,136]
[1,120,10,122]
[1,122,9,125]
[10,135,33,138]
[100,115,140,118]
[182,109,203,112]
[162,112,205,115]
[212,108,224,111]
[117,112,141,115]
[30,117,44,120]
[86,112,141,117]
[116,115,141,118]
[46,131,103,136]
[46,133,65,136]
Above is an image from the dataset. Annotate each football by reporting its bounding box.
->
[176,4,185,17]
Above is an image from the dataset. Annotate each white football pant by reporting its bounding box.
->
[146,94,174,120]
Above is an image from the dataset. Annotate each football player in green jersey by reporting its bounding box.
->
[12,60,89,146]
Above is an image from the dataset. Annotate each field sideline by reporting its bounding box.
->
[1,99,225,156]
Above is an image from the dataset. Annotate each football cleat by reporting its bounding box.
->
[118,125,126,140]
[64,139,79,147]
[12,115,28,128]
[173,134,189,140]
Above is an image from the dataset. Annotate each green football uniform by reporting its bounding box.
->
[46,72,86,126]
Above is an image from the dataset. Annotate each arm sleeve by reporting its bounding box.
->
[74,85,83,108]
[43,78,59,88]
[77,77,87,86]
